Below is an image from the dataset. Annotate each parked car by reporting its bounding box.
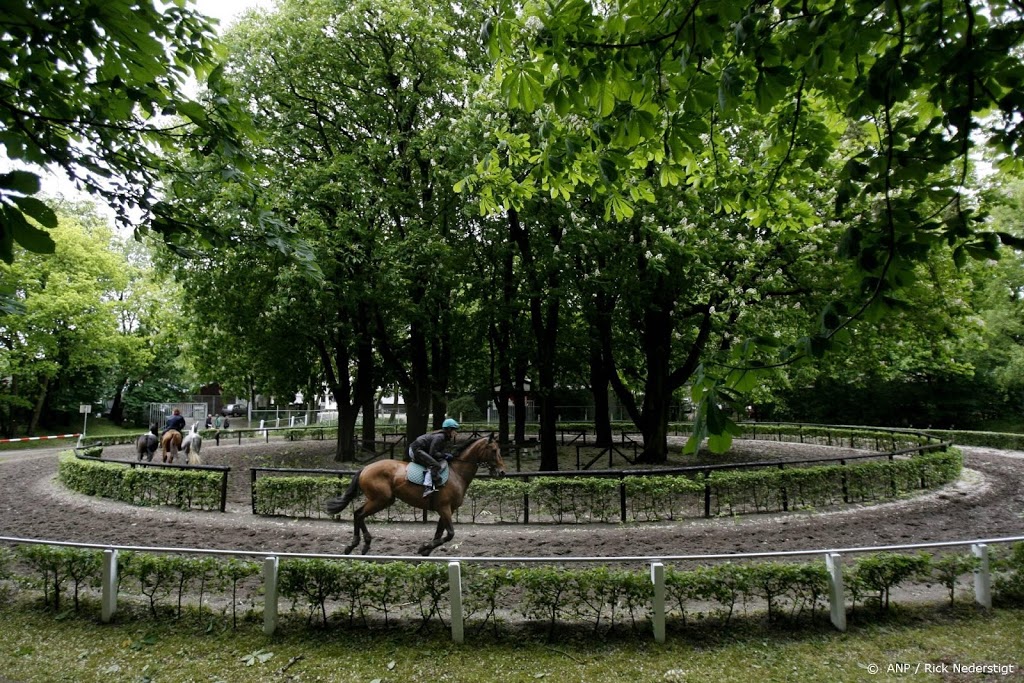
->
[220,403,247,417]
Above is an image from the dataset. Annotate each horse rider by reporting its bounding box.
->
[163,408,186,436]
[408,418,459,496]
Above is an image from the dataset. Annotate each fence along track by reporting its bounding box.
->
[2,533,1021,643]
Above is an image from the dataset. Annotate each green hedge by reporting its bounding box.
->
[925,429,1024,450]
[273,546,1024,637]
[4,542,1022,637]
[252,475,351,518]
[57,452,223,510]
[266,449,962,523]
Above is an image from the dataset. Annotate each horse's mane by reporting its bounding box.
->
[452,435,489,456]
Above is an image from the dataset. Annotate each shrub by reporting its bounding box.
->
[919,552,980,605]
[992,542,1024,605]
[253,475,351,517]
[849,552,931,610]
[16,544,101,612]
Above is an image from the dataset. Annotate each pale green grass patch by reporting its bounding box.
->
[1,599,1021,682]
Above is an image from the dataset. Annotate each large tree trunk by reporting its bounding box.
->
[588,338,614,448]
[635,297,674,464]
[534,293,560,471]
[28,376,49,437]
[489,335,511,446]
[356,312,376,453]
[404,397,430,444]
[316,338,359,462]
[430,303,452,430]
[587,272,615,447]
[508,208,563,471]
[336,404,359,461]
[359,384,376,453]
[389,392,399,422]
[108,378,127,426]
[513,361,529,445]
[490,241,515,447]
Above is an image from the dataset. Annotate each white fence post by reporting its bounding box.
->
[972,543,991,609]
[449,561,464,644]
[264,556,279,635]
[651,561,665,644]
[101,548,118,623]
[826,552,847,632]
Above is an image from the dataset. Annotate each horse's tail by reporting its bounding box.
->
[325,470,362,516]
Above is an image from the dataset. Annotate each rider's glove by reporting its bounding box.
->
[444,453,454,462]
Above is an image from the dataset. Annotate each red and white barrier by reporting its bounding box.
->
[0,433,80,444]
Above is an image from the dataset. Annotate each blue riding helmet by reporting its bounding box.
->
[442,418,460,430]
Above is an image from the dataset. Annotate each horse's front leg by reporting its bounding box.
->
[418,511,454,556]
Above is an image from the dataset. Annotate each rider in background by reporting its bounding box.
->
[154,408,186,459]
[408,418,459,496]
[163,408,186,436]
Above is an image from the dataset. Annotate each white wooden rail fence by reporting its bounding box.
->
[3,534,1022,643]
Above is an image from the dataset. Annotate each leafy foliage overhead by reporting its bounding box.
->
[0,0,249,263]
[473,0,1024,286]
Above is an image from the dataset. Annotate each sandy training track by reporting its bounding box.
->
[1,442,1022,559]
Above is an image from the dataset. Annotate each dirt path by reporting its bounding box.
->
[1,441,1022,559]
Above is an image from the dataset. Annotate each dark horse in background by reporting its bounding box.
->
[325,435,506,556]
[136,424,158,461]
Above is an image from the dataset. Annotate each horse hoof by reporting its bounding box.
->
[417,546,433,557]
[343,546,355,555]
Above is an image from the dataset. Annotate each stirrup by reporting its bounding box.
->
[422,487,436,497]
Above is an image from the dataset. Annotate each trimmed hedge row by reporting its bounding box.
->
[6,545,260,626]
[57,452,223,510]
[253,475,350,518]
[255,449,963,522]
[6,543,1021,638]
[925,429,1024,451]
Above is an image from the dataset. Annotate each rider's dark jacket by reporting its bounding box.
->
[163,414,186,434]
[408,431,451,468]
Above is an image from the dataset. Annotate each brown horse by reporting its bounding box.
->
[325,435,506,556]
[160,429,183,463]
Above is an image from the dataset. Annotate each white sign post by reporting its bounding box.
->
[79,404,91,446]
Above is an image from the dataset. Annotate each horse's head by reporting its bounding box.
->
[149,423,158,435]
[480,434,506,478]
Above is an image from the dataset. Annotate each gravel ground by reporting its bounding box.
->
[1,438,1022,560]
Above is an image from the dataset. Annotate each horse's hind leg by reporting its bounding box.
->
[343,505,369,555]
[346,498,390,555]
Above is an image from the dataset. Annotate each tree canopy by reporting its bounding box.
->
[0,0,250,264]
[6,0,1024,459]
[456,0,1024,453]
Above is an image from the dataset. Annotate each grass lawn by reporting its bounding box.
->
[0,597,1021,682]
[0,418,142,453]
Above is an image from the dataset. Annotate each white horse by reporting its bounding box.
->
[181,422,203,465]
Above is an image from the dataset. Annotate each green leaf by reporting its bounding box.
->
[11,195,58,228]
[0,170,41,195]
[707,431,733,453]
[3,206,56,256]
